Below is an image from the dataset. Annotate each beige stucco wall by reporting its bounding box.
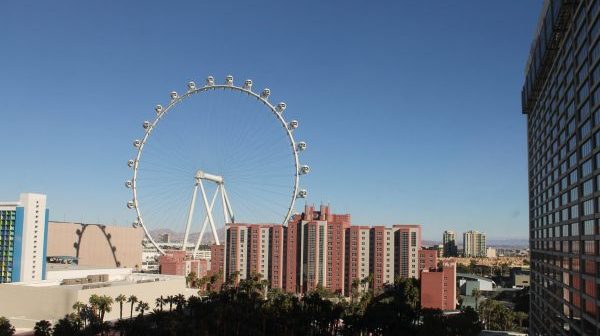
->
[0,276,195,329]
[0,283,77,328]
[47,222,143,268]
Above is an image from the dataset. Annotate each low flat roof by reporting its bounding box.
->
[3,273,182,289]
[457,273,496,284]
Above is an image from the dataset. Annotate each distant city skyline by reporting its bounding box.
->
[0,1,543,240]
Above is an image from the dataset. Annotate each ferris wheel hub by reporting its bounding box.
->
[195,170,224,184]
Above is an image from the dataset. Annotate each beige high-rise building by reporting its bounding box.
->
[463,230,486,257]
[393,225,421,279]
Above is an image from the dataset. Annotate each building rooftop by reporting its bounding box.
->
[3,272,182,289]
[456,273,496,285]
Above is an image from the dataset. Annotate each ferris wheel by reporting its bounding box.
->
[125,75,309,255]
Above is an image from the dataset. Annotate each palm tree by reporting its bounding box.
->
[260,279,270,299]
[51,315,79,336]
[127,295,138,319]
[136,301,150,317]
[33,320,53,336]
[97,295,113,322]
[472,288,482,310]
[351,278,360,303]
[155,296,165,311]
[196,276,208,294]
[72,301,85,315]
[89,294,102,318]
[360,274,374,292]
[174,294,186,311]
[79,305,95,328]
[165,295,174,312]
[186,271,198,288]
[515,311,527,330]
[115,294,127,319]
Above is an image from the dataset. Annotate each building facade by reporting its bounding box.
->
[344,225,371,294]
[523,1,600,334]
[47,221,143,269]
[0,193,48,283]
[418,249,438,273]
[393,225,421,280]
[442,230,458,257]
[159,250,210,278]
[214,223,288,289]
[370,226,395,291]
[286,205,351,295]
[220,205,423,296]
[463,230,487,257]
[420,260,457,311]
[0,270,195,329]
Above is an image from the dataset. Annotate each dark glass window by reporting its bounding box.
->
[569,135,577,151]
[576,27,588,48]
[592,64,600,84]
[593,18,600,42]
[584,241,596,255]
[581,139,593,157]
[579,62,590,83]
[583,179,594,196]
[584,220,595,235]
[581,119,592,137]
[582,159,593,177]
[593,86,600,106]
[592,40,600,62]
[584,199,594,216]
[577,43,589,66]
[580,100,590,119]
[570,169,579,184]
[567,85,576,102]
[568,102,576,118]
[570,153,578,167]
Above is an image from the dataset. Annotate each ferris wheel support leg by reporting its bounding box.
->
[219,184,229,225]
[193,189,219,256]
[182,184,199,251]
[199,178,220,245]
[222,185,235,223]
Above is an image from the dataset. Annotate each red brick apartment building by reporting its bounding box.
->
[418,249,438,272]
[162,205,436,298]
[420,260,457,311]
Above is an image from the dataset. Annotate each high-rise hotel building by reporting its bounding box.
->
[522,1,600,334]
[220,205,424,296]
[442,230,458,257]
[0,193,48,283]
[463,230,487,258]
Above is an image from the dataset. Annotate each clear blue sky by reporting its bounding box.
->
[0,1,542,241]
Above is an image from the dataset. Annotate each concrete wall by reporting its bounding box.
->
[47,222,143,268]
[0,275,195,329]
[0,283,77,328]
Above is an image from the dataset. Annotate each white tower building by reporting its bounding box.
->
[0,193,48,283]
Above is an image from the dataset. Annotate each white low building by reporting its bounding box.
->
[0,268,196,329]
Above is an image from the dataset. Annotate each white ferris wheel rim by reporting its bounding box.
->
[126,76,307,255]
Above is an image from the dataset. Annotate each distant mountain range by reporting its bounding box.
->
[149,228,225,244]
